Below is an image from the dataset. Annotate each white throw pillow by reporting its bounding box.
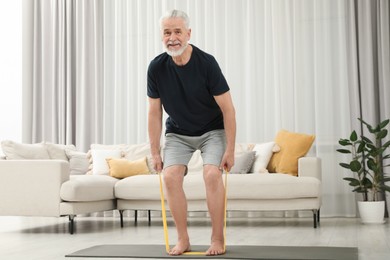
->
[1,140,50,160]
[65,149,89,175]
[88,144,126,174]
[250,141,276,173]
[91,149,122,175]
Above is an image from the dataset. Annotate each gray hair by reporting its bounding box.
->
[159,9,190,29]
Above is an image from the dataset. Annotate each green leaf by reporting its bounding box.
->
[362,177,373,188]
[382,140,390,148]
[361,136,373,144]
[377,129,388,139]
[350,131,358,142]
[382,185,390,192]
[343,177,360,186]
[382,154,390,159]
[336,149,351,154]
[357,142,365,153]
[352,187,366,193]
[339,163,351,169]
[382,177,390,182]
[379,119,390,129]
[365,143,376,150]
[339,139,351,146]
[350,160,362,172]
[358,118,373,131]
[377,147,387,154]
[367,159,377,171]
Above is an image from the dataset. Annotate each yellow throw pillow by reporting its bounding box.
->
[267,130,315,176]
[106,157,150,179]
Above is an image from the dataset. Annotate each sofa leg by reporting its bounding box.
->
[68,215,75,234]
[317,209,320,224]
[312,209,320,228]
[119,210,124,228]
[134,210,138,224]
[148,210,151,225]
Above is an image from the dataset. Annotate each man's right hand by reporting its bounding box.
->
[152,154,163,173]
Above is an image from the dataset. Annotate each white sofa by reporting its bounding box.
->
[0,141,322,234]
[115,150,322,228]
[0,160,118,234]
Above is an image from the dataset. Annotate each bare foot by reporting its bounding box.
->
[168,240,191,256]
[206,239,225,256]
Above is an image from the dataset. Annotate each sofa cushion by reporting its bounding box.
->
[115,173,320,201]
[230,151,256,174]
[107,157,150,178]
[44,142,76,160]
[115,174,207,200]
[267,130,315,176]
[123,143,151,160]
[60,175,118,202]
[91,149,123,175]
[250,142,276,173]
[88,144,126,175]
[123,143,157,174]
[1,140,50,159]
[65,149,89,175]
[187,150,203,173]
[89,143,157,174]
[226,174,320,199]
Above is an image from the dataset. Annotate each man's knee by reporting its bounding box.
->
[203,165,222,184]
[163,165,186,189]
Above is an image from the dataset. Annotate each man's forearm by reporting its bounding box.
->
[223,109,236,153]
[148,112,162,155]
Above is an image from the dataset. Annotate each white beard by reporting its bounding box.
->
[164,42,188,57]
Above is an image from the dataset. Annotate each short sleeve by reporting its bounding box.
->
[207,56,230,96]
[147,63,160,98]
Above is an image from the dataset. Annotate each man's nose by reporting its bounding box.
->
[169,33,176,41]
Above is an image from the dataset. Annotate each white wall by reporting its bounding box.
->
[0,1,22,155]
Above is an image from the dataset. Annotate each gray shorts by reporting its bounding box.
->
[163,129,226,173]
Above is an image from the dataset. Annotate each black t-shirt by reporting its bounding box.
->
[147,45,230,136]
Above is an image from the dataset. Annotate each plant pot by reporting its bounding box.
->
[357,201,386,224]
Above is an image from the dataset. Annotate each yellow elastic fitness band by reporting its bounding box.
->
[158,170,229,255]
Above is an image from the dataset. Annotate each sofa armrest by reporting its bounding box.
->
[0,160,70,217]
[298,157,321,180]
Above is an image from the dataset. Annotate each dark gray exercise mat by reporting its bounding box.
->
[66,244,358,260]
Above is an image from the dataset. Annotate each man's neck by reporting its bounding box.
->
[172,45,192,66]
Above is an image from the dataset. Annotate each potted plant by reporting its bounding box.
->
[337,118,390,223]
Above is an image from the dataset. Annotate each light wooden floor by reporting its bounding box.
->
[0,214,389,260]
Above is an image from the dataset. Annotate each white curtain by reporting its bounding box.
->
[23,0,104,151]
[349,0,390,214]
[24,0,390,217]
